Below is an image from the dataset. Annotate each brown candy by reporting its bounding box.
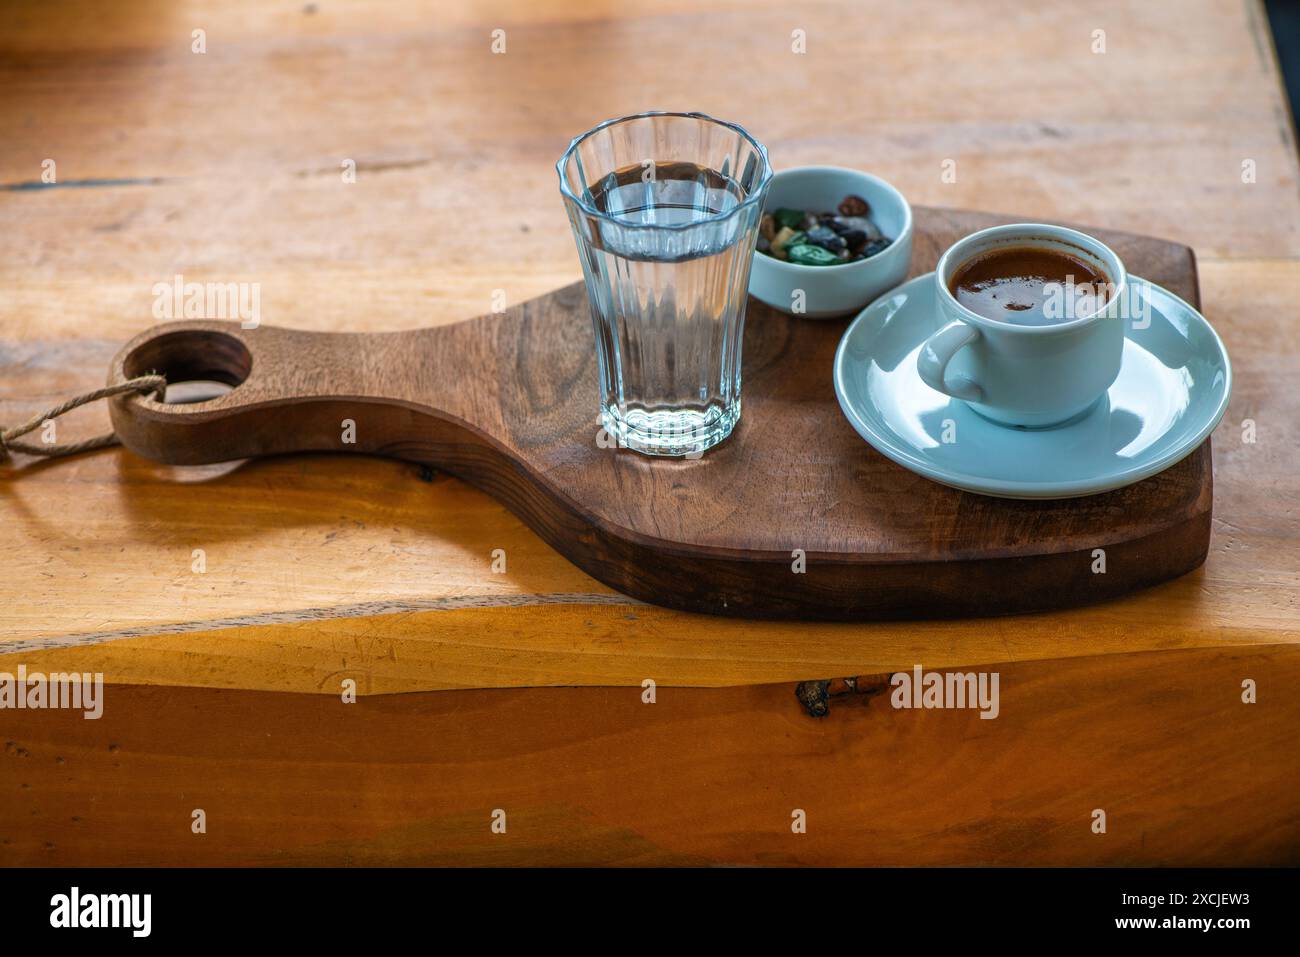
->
[838,194,870,217]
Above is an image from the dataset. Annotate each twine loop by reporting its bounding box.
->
[0,375,165,461]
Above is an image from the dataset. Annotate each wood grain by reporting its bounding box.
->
[0,0,1295,690]
[2,644,1296,866]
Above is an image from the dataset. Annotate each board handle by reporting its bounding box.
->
[106,319,441,466]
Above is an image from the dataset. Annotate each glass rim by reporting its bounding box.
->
[555,111,773,232]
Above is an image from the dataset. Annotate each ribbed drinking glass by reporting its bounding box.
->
[557,112,772,456]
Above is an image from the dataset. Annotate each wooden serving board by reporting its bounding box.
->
[106,207,1211,620]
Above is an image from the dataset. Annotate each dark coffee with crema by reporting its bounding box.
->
[948,245,1111,325]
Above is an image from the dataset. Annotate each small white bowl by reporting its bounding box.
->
[749,166,913,319]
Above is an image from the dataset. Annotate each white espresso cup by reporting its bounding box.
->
[918,223,1128,429]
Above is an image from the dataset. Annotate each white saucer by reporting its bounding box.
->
[832,273,1232,499]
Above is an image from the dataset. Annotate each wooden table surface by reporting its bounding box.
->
[2,0,1298,866]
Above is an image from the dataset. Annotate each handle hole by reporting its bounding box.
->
[162,380,235,404]
[122,330,252,403]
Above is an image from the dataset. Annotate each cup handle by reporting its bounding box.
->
[917,321,984,403]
